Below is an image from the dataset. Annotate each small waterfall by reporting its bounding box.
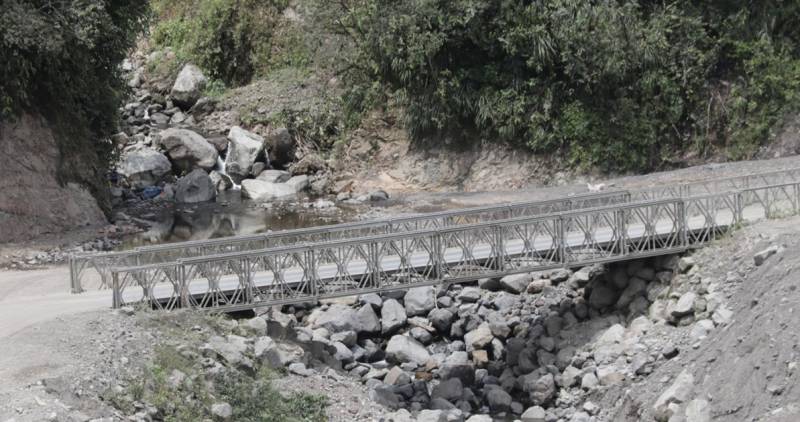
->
[216,142,241,190]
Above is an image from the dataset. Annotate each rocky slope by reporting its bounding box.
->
[0,114,106,243]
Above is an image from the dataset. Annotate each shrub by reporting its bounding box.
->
[334,0,800,171]
[0,0,149,210]
[150,0,288,86]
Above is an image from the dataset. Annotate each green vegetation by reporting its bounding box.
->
[104,311,329,422]
[0,0,149,208]
[333,0,800,170]
[150,0,292,86]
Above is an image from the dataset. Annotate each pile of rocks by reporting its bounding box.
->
[238,255,724,421]
[113,58,389,207]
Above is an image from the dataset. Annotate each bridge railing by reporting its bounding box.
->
[71,190,628,292]
[110,181,800,311]
[81,165,800,294]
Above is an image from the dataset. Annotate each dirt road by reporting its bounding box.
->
[0,267,110,339]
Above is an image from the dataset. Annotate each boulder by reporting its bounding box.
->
[264,127,295,167]
[241,179,297,202]
[439,351,474,385]
[257,169,291,183]
[175,169,216,203]
[484,385,512,412]
[354,303,382,333]
[589,284,618,309]
[523,373,556,405]
[464,323,493,351]
[209,170,233,192]
[286,175,310,192]
[117,147,171,189]
[431,378,463,402]
[404,286,436,316]
[386,335,431,366]
[381,298,408,334]
[309,303,379,334]
[428,308,454,333]
[225,126,265,183]
[653,370,694,421]
[171,64,207,108]
[159,128,218,172]
[520,406,546,422]
[671,292,697,318]
[500,273,533,294]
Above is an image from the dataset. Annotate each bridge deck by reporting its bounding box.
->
[110,183,800,312]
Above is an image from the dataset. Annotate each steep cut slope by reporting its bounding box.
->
[600,217,800,421]
[0,114,106,243]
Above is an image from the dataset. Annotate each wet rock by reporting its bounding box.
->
[241,179,297,201]
[159,128,218,172]
[226,126,265,183]
[257,169,291,183]
[209,170,233,192]
[386,335,431,366]
[171,64,207,108]
[116,147,171,189]
[175,169,215,203]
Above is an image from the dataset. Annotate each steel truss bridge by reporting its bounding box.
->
[68,167,800,312]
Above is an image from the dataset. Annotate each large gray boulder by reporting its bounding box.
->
[386,334,431,366]
[286,175,310,193]
[225,126,265,183]
[241,179,297,202]
[117,147,171,188]
[175,169,216,203]
[257,169,291,183]
[404,286,436,316]
[309,303,379,334]
[159,128,218,172]
[170,64,207,108]
[381,298,407,334]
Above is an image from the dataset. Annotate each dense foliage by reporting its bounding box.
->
[335,0,800,170]
[150,0,290,86]
[0,0,149,204]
